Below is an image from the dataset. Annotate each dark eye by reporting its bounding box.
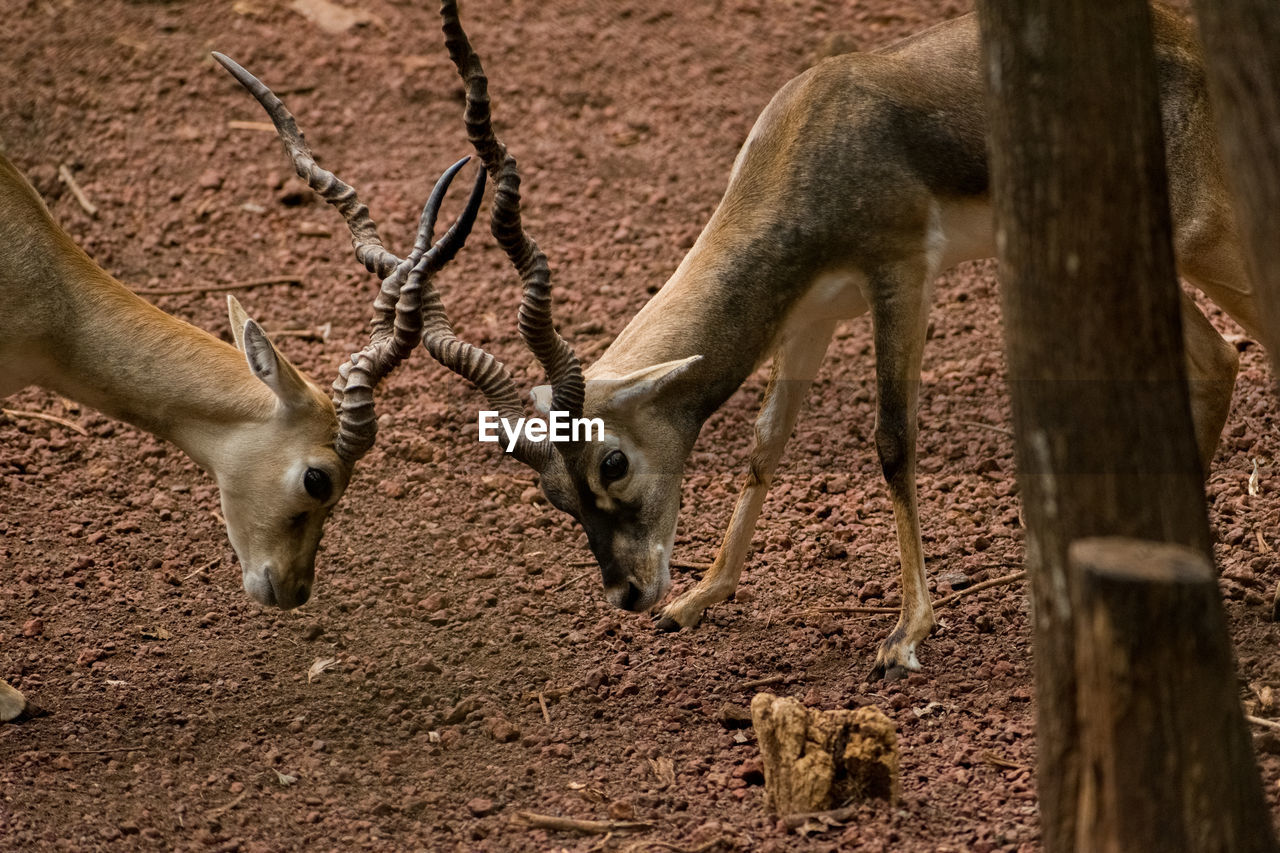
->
[304,467,333,502]
[600,450,628,484]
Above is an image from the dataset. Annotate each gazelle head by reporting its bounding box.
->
[212,52,484,609]
[430,3,704,613]
[213,294,346,609]
[526,358,703,610]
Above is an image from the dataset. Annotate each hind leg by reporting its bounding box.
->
[868,258,935,677]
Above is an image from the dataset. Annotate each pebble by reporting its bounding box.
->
[466,797,497,817]
[197,169,223,191]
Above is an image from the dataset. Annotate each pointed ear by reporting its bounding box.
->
[227,295,250,352]
[604,355,703,412]
[530,385,554,416]
[242,319,315,410]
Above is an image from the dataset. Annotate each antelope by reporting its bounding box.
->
[426,2,1265,676]
[0,57,484,720]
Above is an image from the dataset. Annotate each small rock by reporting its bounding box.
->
[22,619,43,638]
[942,572,971,592]
[444,697,482,725]
[466,797,497,818]
[607,800,636,820]
[734,759,766,786]
[197,169,223,191]
[858,581,885,602]
[418,593,448,612]
[301,623,325,642]
[379,479,406,500]
[486,716,520,743]
[716,702,753,730]
[414,656,443,674]
[1255,731,1280,755]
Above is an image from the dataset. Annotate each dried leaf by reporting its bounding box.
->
[307,657,338,683]
[274,770,298,786]
[647,756,676,791]
[568,781,607,803]
[139,626,172,641]
[1250,458,1261,497]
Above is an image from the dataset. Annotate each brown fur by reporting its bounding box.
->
[537,3,1263,675]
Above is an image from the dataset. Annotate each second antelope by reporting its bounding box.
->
[0,57,483,720]
[430,3,1264,675]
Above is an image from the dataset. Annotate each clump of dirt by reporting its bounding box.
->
[2,0,1277,851]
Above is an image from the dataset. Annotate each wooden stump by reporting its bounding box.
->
[1071,537,1277,853]
[0,679,26,722]
[750,693,898,815]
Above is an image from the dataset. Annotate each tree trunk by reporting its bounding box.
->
[1191,0,1280,359]
[1071,537,1275,853]
[974,1,1212,849]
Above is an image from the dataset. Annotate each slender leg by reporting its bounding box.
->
[868,259,935,677]
[657,318,841,630]
[0,678,26,722]
[1177,289,1239,472]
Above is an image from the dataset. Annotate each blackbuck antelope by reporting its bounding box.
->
[0,58,483,720]
[428,2,1265,676]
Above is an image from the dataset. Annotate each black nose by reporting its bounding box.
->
[295,583,311,606]
[620,582,644,611]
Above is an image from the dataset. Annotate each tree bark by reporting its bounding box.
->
[974,1,1212,849]
[1071,537,1275,853]
[1191,0,1280,359]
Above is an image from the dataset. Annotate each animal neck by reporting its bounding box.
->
[43,257,276,474]
[588,212,815,426]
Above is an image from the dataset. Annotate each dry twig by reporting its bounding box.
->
[932,570,1027,609]
[623,837,734,853]
[1246,714,1280,732]
[514,811,652,835]
[550,572,590,593]
[134,276,302,297]
[567,560,711,573]
[538,692,551,725]
[183,557,220,582]
[58,163,97,217]
[1,408,89,436]
[57,745,141,756]
[958,419,1016,437]
[780,804,861,831]
[807,570,1027,618]
[205,791,248,818]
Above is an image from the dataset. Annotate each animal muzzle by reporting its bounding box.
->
[243,563,312,610]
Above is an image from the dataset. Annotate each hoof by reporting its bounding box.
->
[868,660,910,683]
[654,615,682,633]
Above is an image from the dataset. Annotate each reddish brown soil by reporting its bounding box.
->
[2,1,1277,850]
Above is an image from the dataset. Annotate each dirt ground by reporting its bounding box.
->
[2,0,1278,850]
